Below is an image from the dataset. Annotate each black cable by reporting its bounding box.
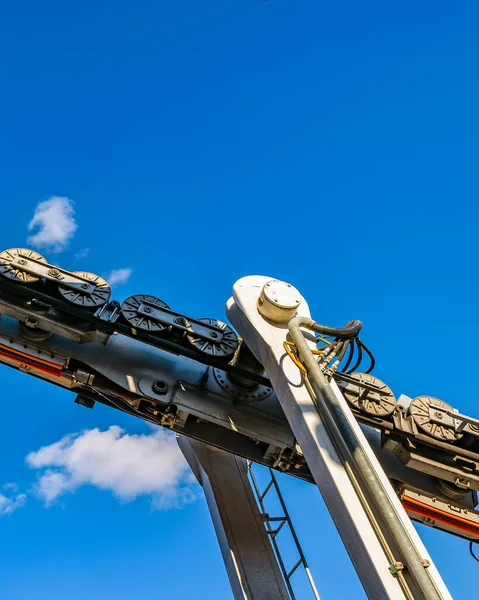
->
[347,339,363,373]
[470,541,479,563]
[358,340,376,374]
[336,339,350,365]
[341,340,355,372]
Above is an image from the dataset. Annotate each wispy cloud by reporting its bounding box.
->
[0,491,26,516]
[27,196,77,253]
[26,427,196,509]
[105,267,132,286]
[74,248,90,261]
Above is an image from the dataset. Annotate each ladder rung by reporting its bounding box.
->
[267,520,287,537]
[259,479,274,501]
[286,558,303,580]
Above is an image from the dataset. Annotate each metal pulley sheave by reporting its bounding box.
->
[121,295,172,333]
[57,272,111,309]
[409,396,462,443]
[341,372,397,418]
[0,248,47,283]
[186,318,240,360]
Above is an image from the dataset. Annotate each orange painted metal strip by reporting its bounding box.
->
[0,343,63,370]
[0,347,64,378]
[402,496,479,538]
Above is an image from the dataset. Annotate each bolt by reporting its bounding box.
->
[18,259,27,266]
[81,283,89,290]
[175,317,187,326]
[152,380,169,395]
[144,307,152,314]
[48,268,60,278]
[210,331,218,339]
[435,411,443,419]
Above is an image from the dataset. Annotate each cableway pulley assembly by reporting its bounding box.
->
[0,248,241,364]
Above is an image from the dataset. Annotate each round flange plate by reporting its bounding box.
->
[58,272,111,309]
[410,396,461,442]
[342,373,397,418]
[262,280,301,310]
[213,368,273,402]
[0,248,46,283]
[120,295,170,332]
[187,319,240,360]
[258,279,302,323]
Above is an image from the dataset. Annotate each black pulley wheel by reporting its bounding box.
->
[58,272,111,309]
[186,318,239,360]
[120,294,171,332]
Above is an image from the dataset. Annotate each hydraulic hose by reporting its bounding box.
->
[303,318,362,339]
[347,339,363,373]
[289,316,443,600]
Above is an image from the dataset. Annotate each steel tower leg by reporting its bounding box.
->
[178,436,290,600]
[227,276,452,600]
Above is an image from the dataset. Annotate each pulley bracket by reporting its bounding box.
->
[135,300,225,342]
[9,253,97,294]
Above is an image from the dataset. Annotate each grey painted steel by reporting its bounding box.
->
[0,315,294,452]
[289,316,442,600]
[178,437,290,600]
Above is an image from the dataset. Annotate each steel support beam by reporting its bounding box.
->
[227,276,452,600]
[178,436,290,600]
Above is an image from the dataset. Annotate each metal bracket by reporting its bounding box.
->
[136,300,224,342]
[12,254,97,294]
[429,404,479,436]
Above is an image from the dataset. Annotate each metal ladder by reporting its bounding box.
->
[247,461,320,600]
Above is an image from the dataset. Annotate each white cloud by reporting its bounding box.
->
[26,426,196,509]
[27,196,77,253]
[105,267,132,286]
[74,248,90,261]
[0,491,26,516]
[3,482,18,492]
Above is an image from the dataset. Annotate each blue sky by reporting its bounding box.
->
[0,1,479,598]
